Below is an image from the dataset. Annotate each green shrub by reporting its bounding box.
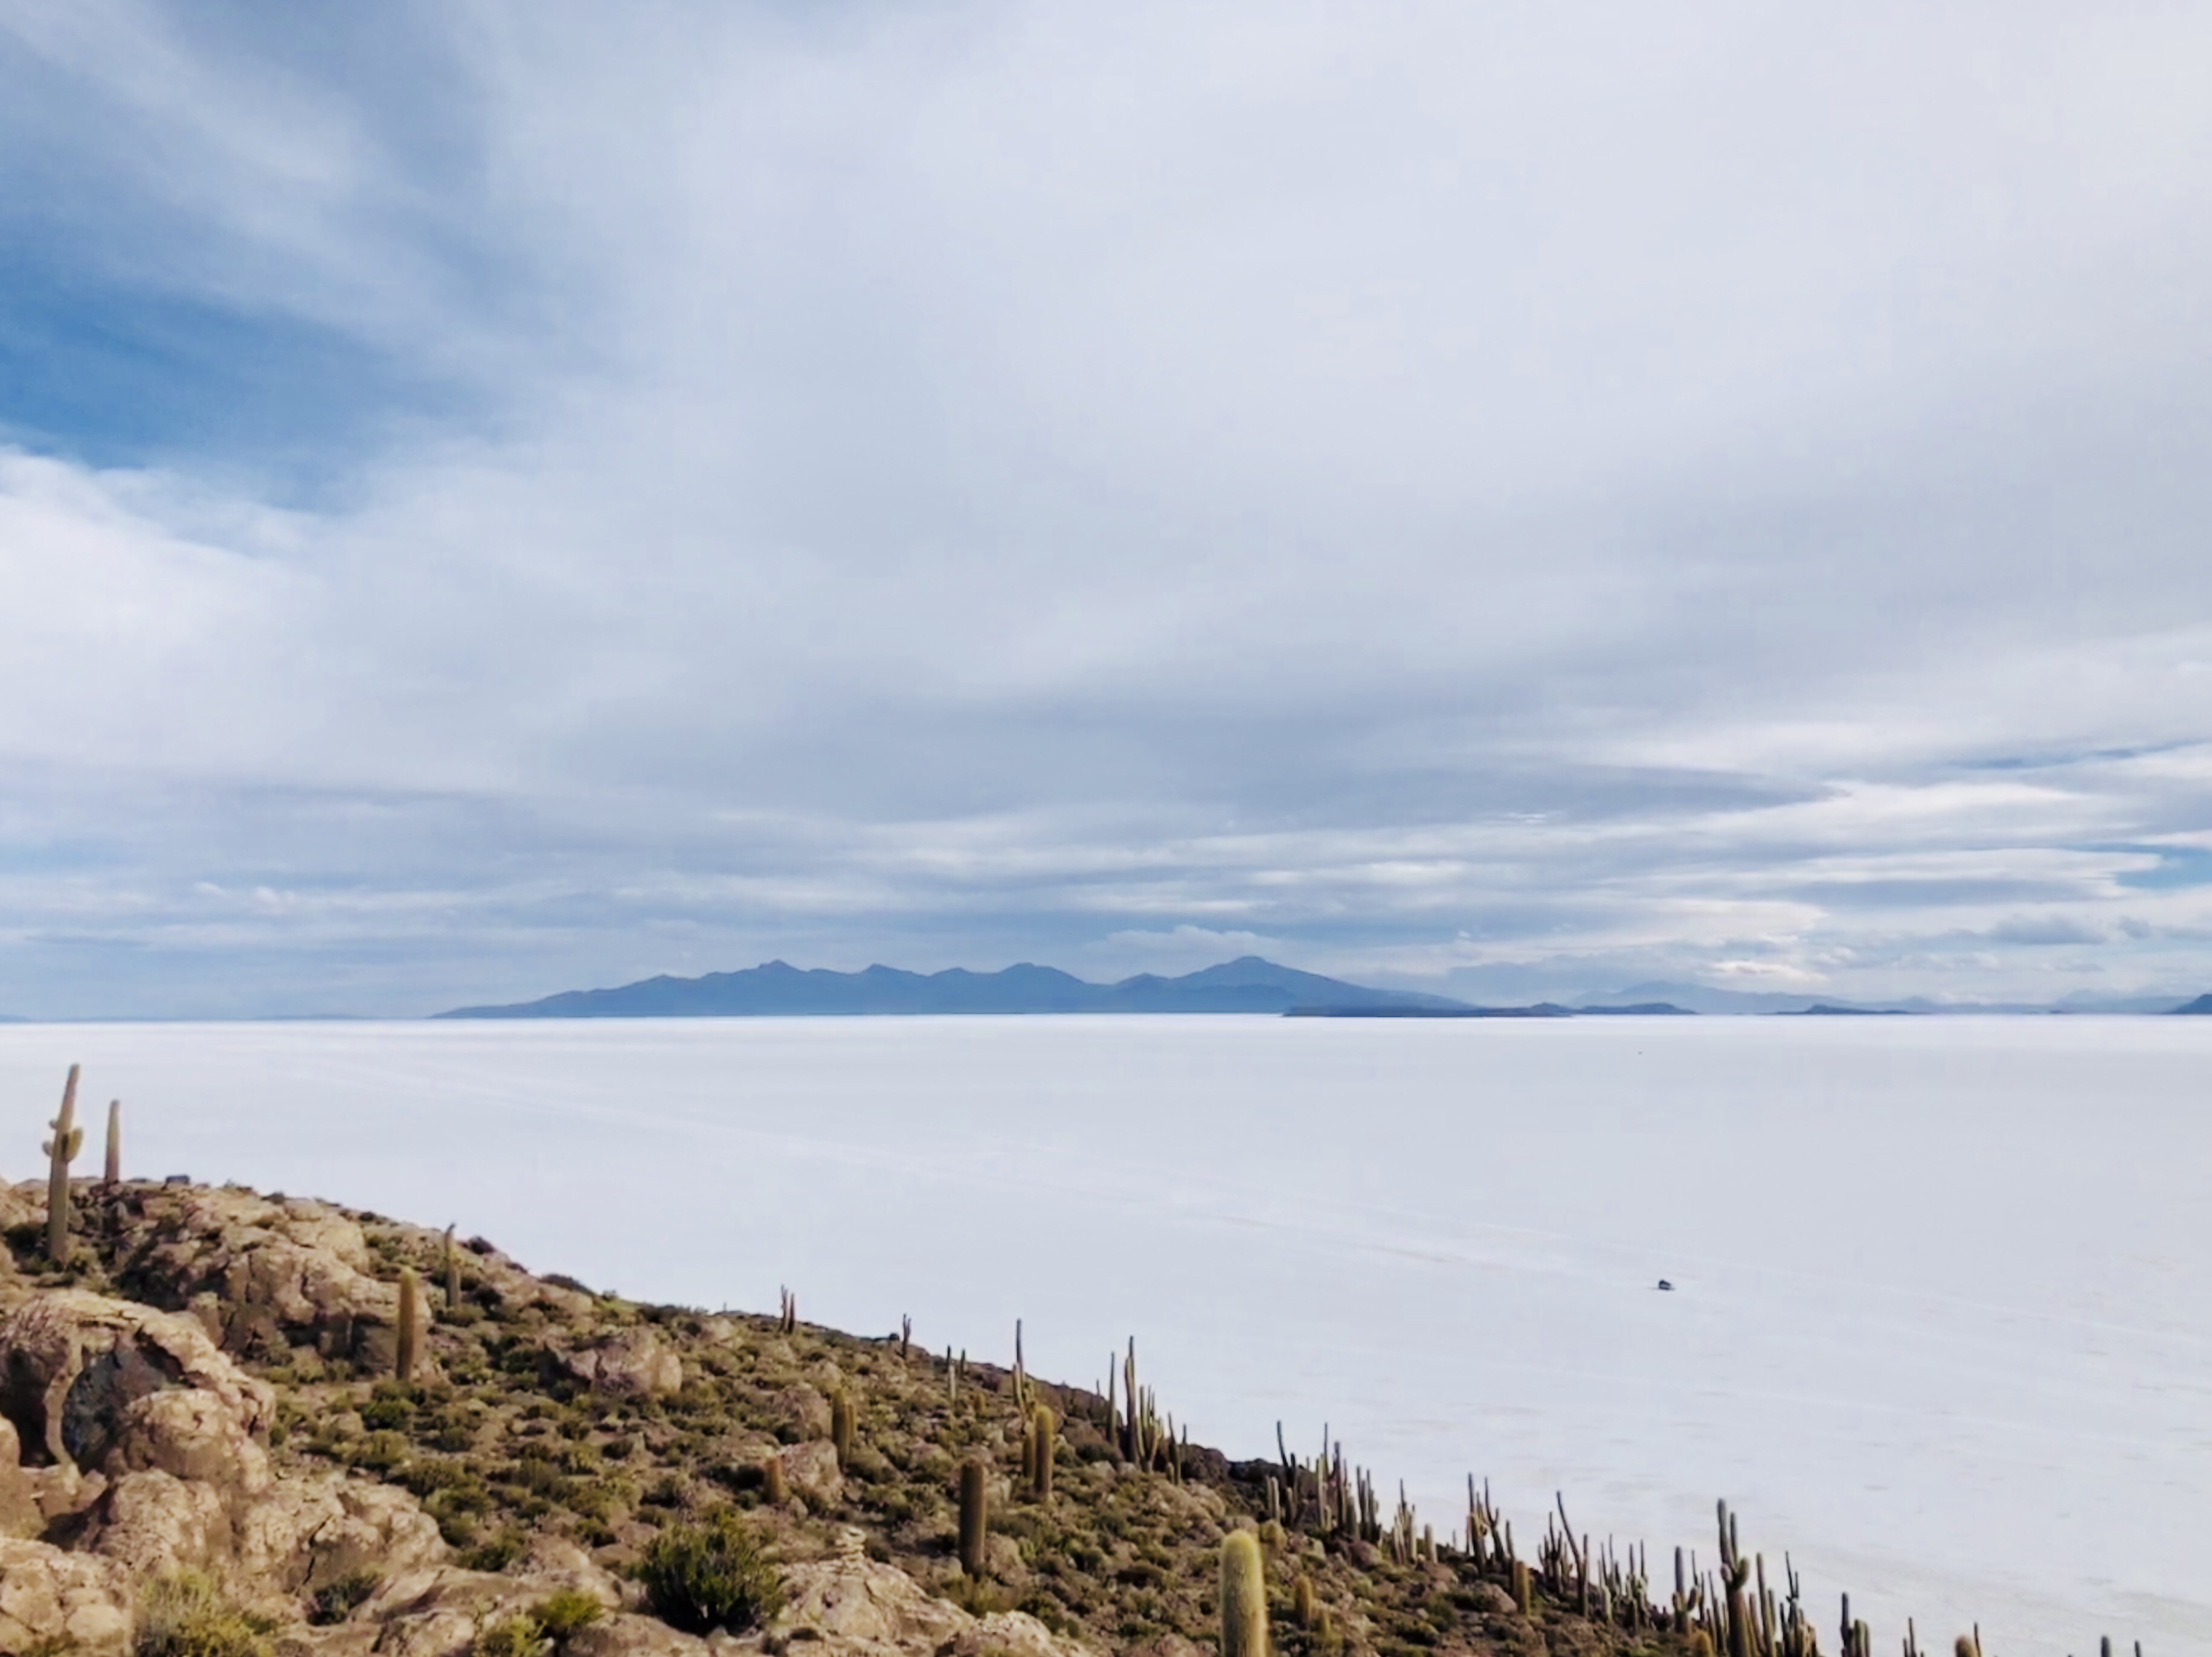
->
[635,1509,782,1634]
[471,1615,547,1657]
[307,1569,381,1626]
[458,1530,526,1572]
[137,1572,276,1657]
[533,1591,604,1641]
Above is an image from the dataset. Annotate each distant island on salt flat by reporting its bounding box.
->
[436,957,2212,1020]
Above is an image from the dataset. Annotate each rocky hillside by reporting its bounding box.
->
[0,1176,1793,1657]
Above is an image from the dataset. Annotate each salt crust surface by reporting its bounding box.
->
[1,1015,2205,1656]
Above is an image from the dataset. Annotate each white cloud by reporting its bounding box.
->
[2,3,2212,1013]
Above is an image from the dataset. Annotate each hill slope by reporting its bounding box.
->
[0,1173,2109,1657]
[439,957,1470,1019]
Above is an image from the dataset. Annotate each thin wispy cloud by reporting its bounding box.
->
[2,1,2211,1014]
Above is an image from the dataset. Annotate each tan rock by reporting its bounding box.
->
[1468,1581,1517,1615]
[779,1441,843,1508]
[0,1536,132,1657]
[0,1290,273,1478]
[83,1468,228,1578]
[749,1552,966,1657]
[350,1565,546,1657]
[952,1612,1087,1657]
[114,1188,400,1361]
[512,1535,624,1609]
[0,1418,43,1539]
[107,1387,272,1491]
[562,1327,683,1399]
[567,1613,713,1657]
[727,1551,1096,1657]
[234,1469,448,1594]
[768,1384,831,1440]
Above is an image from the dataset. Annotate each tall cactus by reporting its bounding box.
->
[1220,1531,1267,1657]
[958,1457,988,1578]
[442,1224,461,1315]
[43,1065,83,1263]
[1030,1405,1055,1502]
[396,1268,421,1381]
[831,1388,855,1470]
[103,1099,121,1188]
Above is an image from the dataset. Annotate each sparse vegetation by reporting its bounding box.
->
[635,1508,783,1634]
[137,1572,277,1657]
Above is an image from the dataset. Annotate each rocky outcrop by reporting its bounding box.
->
[777,1441,843,1508]
[103,1188,399,1365]
[0,1536,132,1655]
[725,1539,1091,1657]
[0,1289,275,1537]
[558,1325,683,1399]
[0,1289,457,1639]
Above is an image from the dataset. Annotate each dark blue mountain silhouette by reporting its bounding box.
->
[437,956,1473,1018]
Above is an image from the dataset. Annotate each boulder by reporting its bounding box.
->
[0,1536,132,1656]
[82,1468,230,1578]
[952,1614,1087,1657]
[0,1417,43,1540]
[779,1441,842,1508]
[567,1615,712,1657]
[727,1544,1096,1657]
[1468,1581,1517,1616]
[348,1565,550,1657]
[767,1384,831,1441]
[562,1327,683,1399]
[108,1387,272,1490]
[233,1470,448,1594]
[0,1290,274,1480]
[132,1190,402,1353]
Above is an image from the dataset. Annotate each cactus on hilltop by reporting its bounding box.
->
[43,1065,83,1263]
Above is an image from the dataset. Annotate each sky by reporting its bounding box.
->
[3,2,2212,1018]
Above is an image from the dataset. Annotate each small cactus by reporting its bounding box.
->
[958,1457,988,1578]
[1691,1633,1717,1657]
[103,1099,121,1187]
[395,1268,421,1381]
[43,1065,83,1263]
[763,1453,788,1507]
[442,1224,461,1314]
[1511,1559,1534,1617]
[831,1388,855,1470]
[1292,1575,1317,1630]
[1220,1531,1267,1657]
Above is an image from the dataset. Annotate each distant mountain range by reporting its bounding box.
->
[437,956,1478,1019]
[439,960,2212,1020]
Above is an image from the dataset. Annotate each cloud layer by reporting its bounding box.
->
[4,1,2212,1014]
